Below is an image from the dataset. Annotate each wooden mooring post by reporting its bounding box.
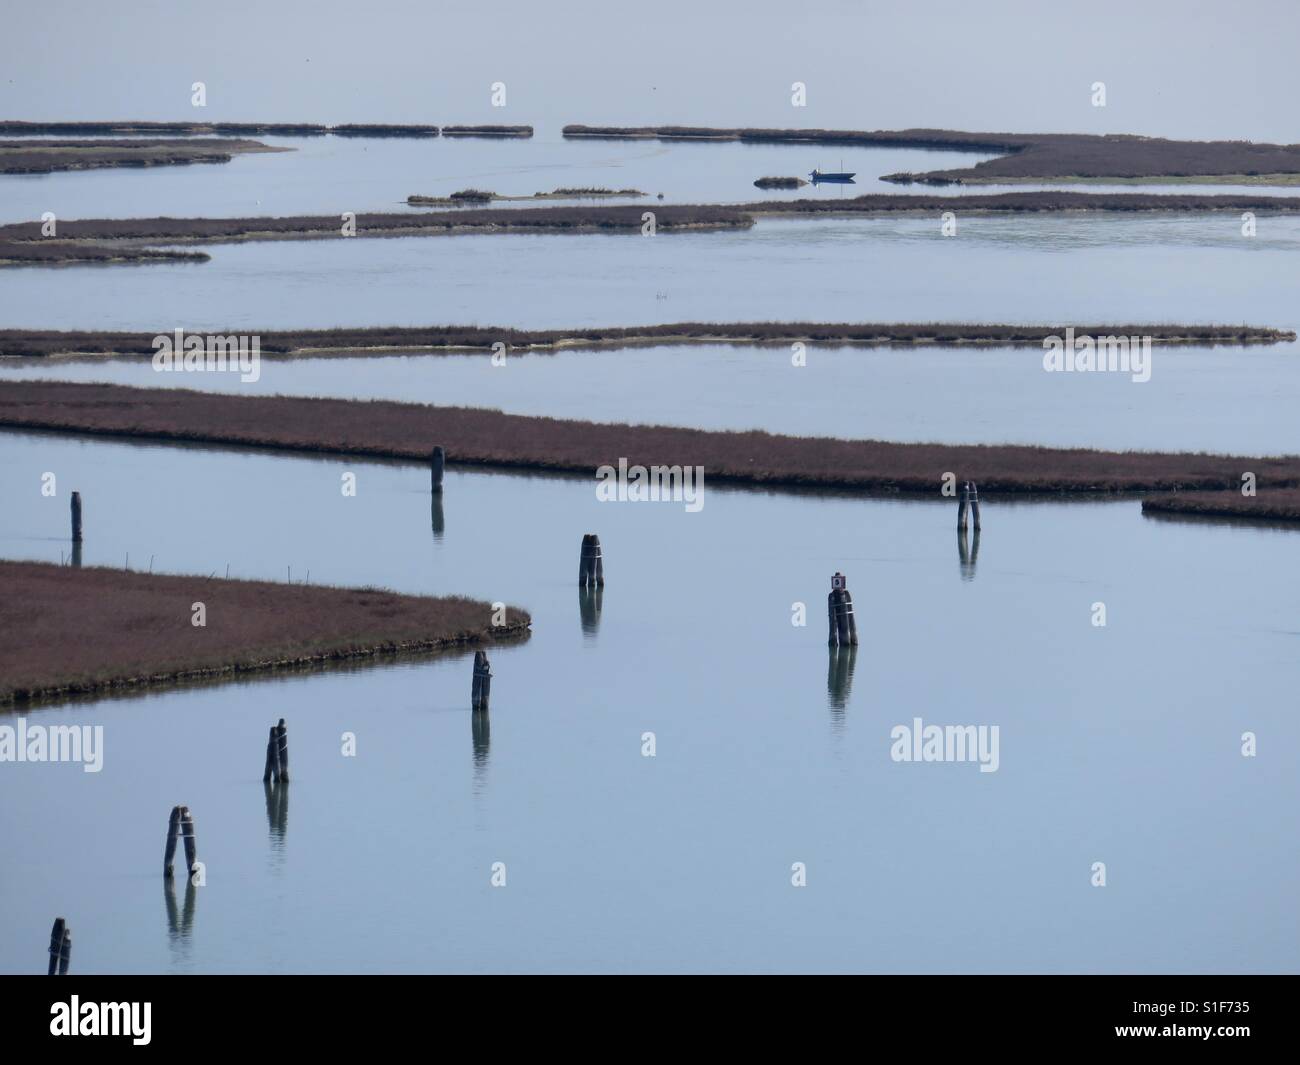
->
[958,480,982,531]
[163,805,181,878]
[471,650,492,712]
[827,572,859,647]
[47,917,69,976]
[180,806,198,878]
[262,725,281,783]
[579,533,604,587]
[430,446,445,493]
[276,718,289,782]
[70,491,82,543]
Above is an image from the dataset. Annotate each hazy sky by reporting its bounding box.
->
[2,0,1297,142]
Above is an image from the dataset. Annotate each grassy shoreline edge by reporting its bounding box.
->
[1,381,1296,496]
[0,322,1291,358]
[0,560,530,706]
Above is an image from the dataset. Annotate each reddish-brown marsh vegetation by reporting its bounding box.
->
[441,125,533,137]
[0,121,439,137]
[1142,490,1300,523]
[0,205,749,247]
[0,241,210,267]
[1,381,1295,495]
[562,125,1300,184]
[0,137,279,174]
[0,560,530,704]
[0,321,1289,357]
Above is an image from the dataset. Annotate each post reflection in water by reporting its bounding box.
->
[264,779,289,844]
[958,527,980,581]
[163,876,197,950]
[431,494,445,542]
[826,644,857,720]
[578,585,603,636]
[471,708,490,794]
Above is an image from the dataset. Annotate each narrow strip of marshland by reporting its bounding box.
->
[0,138,284,174]
[0,121,528,138]
[0,322,1289,357]
[0,560,530,705]
[0,205,747,252]
[1,381,1295,494]
[1142,490,1300,524]
[562,125,1300,185]
[5,189,1300,266]
[0,242,209,267]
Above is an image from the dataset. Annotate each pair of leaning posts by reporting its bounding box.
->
[829,480,982,644]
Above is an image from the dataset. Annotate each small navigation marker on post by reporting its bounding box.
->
[163,805,181,878]
[827,572,859,647]
[430,446,445,493]
[70,491,82,542]
[471,650,492,712]
[47,917,67,976]
[579,534,605,587]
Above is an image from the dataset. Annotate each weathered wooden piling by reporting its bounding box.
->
[163,804,181,878]
[827,572,859,647]
[180,806,198,878]
[276,718,289,783]
[471,650,492,712]
[958,480,983,531]
[47,917,65,976]
[579,533,605,587]
[262,725,281,783]
[430,446,445,493]
[70,491,82,543]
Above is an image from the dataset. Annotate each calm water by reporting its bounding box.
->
[5,342,1299,456]
[3,215,1300,332]
[4,15,1299,973]
[0,134,1012,223]
[0,430,1297,973]
[4,208,1298,460]
[7,132,1298,228]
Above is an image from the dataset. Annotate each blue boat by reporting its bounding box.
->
[810,168,856,184]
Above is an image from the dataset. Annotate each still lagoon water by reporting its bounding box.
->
[3,214,1299,334]
[4,340,1299,455]
[2,126,1298,975]
[0,431,1297,973]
